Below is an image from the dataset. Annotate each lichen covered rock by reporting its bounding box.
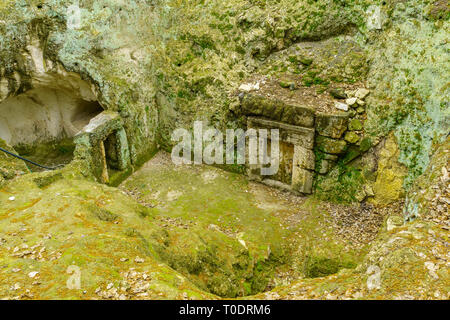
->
[372,134,408,205]
[0,138,29,186]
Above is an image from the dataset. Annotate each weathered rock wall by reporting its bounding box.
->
[0,0,448,203]
[365,0,449,187]
[0,1,160,172]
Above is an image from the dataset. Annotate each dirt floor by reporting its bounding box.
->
[0,152,448,300]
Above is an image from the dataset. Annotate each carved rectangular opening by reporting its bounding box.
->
[104,132,120,170]
[266,140,294,185]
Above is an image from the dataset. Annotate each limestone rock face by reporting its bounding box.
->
[0,0,445,197]
[405,137,450,227]
[0,0,448,302]
[365,1,448,187]
[372,134,408,205]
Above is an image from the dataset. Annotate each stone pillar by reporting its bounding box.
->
[115,128,131,171]
[292,145,315,194]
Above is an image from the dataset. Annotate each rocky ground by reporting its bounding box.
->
[1,152,447,300]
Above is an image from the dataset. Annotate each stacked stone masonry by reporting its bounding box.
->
[241,93,367,194]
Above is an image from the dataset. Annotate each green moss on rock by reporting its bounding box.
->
[316,136,348,155]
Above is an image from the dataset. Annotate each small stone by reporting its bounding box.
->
[239,82,260,92]
[441,167,448,182]
[355,189,367,202]
[317,159,335,174]
[345,89,355,97]
[326,293,336,300]
[8,196,15,201]
[134,256,144,263]
[356,107,365,114]
[334,102,349,111]
[279,80,296,90]
[356,99,365,106]
[386,216,404,231]
[366,265,381,290]
[359,137,372,152]
[329,88,347,99]
[315,113,349,139]
[346,97,357,106]
[364,185,375,197]
[424,262,439,279]
[316,136,348,154]
[344,132,360,144]
[28,271,39,278]
[366,5,383,30]
[298,57,313,66]
[353,292,363,299]
[355,88,370,100]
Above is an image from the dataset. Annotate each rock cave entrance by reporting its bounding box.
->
[0,81,103,171]
[104,133,120,170]
[99,131,121,184]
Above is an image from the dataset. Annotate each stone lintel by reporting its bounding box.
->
[247,117,315,149]
[74,111,131,183]
[241,94,315,128]
[78,111,122,143]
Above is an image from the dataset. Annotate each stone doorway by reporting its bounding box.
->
[74,111,131,185]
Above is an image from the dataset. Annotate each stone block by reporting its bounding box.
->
[292,167,314,194]
[241,94,283,121]
[316,159,335,175]
[348,118,363,131]
[79,111,123,143]
[315,136,347,154]
[115,127,131,170]
[293,145,315,170]
[315,112,348,139]
[281,104,315,128]
[344,131,360,144]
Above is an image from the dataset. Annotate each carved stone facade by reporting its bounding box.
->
[241,94,351,194]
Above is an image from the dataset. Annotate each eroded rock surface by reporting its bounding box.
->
[0,0,448,300]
